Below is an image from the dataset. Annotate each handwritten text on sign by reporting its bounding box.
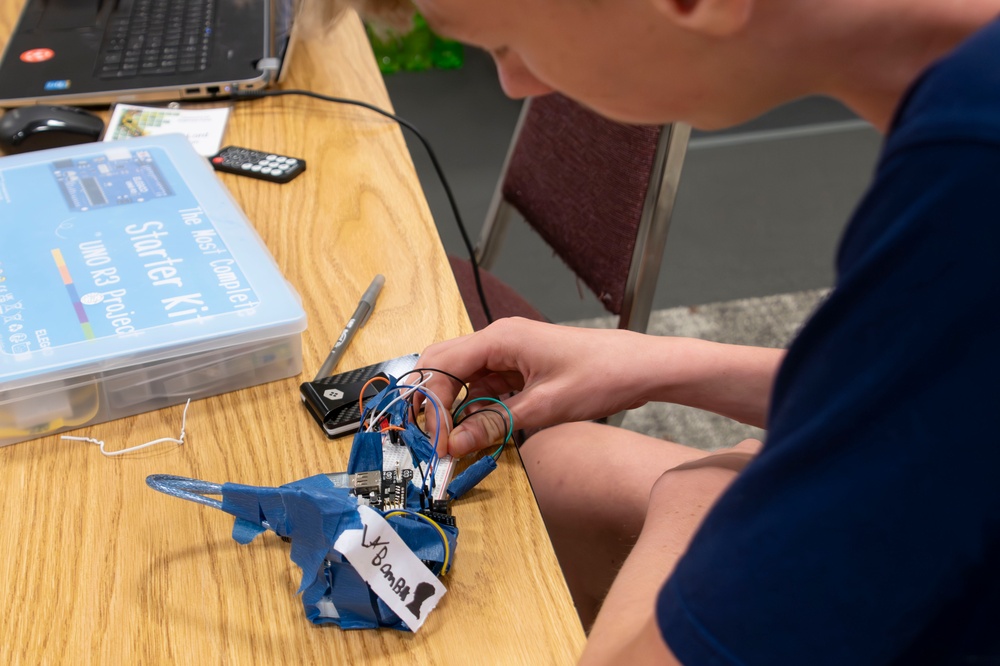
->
[333,505,447,632]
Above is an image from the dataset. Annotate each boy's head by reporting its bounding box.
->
[303,0,792,128]
[302,0,979,132]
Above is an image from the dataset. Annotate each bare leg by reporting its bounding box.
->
[520,421,717,630]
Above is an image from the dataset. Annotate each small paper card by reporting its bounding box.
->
[334,505,447,632]
[105,103,231,156]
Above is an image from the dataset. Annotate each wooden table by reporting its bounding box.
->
[0,8,586,664]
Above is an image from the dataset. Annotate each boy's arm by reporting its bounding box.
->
[579,443,759,665]
[418,319,785,455]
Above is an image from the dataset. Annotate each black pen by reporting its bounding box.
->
[314,274,385,380]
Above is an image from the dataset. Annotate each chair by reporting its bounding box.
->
[448,92,691,333]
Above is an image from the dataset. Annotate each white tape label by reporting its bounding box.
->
[333,505,447,632]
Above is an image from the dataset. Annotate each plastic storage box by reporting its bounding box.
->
[0,134,307,446]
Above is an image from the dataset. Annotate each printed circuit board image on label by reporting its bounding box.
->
[51,149,174,212]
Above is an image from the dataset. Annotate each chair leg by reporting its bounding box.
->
[475,98,533,270]
[476,201,517,270]
[618,122,692,334]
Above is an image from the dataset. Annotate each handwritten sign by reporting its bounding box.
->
[334,505,447,632]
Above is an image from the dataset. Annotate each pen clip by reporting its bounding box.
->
[357,303,374,327]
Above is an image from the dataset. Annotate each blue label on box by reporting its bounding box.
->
[0,135,305,382]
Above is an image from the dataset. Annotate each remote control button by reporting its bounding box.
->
[211,147,304,183]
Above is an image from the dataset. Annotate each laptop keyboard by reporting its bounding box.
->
[97,0,217,79]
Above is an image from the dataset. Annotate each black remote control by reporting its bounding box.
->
[210,146,306,184]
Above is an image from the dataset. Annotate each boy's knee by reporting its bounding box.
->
[521,422,610,466]
[521,422,636,512]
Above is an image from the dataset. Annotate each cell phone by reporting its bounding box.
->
[299,353,419,438]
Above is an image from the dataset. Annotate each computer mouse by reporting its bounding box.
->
[0,105,104,153]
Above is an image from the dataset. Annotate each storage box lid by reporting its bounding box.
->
[0,134,306,388]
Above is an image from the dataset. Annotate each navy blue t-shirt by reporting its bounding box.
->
[657,19,1000,666]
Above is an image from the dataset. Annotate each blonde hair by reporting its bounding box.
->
[294,0,416,36]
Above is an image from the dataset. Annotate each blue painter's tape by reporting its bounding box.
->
[447,455,498,499]
[150,373,473,631]
[231,517,266,544]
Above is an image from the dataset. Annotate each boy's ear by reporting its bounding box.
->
[650,0,753,37]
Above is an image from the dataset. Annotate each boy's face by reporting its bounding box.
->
[412,0,724,126]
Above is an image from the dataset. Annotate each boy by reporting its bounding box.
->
[311,0,1000,662]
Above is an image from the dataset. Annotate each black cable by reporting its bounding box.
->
[455,407,510,441]
[411,366,471,416]
[230,87,493,324]
[413,367,467,389]
[398,367,471,431]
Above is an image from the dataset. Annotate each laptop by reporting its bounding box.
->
[0,0,296,108]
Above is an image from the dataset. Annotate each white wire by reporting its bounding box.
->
[359,372,453,496]
[416,384,451,451]
[364,372,435,432]
[397,369,454,445]
[414,386,451,495]
[61,399,191,457]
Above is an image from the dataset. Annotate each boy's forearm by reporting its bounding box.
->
[641,337,785,428]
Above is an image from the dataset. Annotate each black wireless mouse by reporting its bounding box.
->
[0,105,105,154]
